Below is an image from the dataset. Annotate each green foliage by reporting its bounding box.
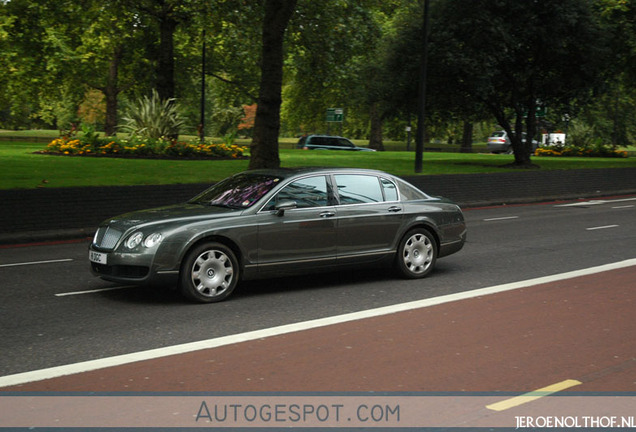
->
[4,139,635,189]
[1,0,635,155]
[118,90,186,139]
[567,120,597,149]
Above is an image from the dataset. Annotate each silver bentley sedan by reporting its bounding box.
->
[89,168,466,303]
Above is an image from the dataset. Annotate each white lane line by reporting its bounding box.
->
[0,258,73,268]
[556,197,636,207]
[1,258,635,388]
[55,286,136,297]
[612,205,634,209]
[484,216,519,221]
[586,225,619,231]
[486,379,582,411]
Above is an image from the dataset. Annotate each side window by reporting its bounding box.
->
[396,179,428,200]
[337,138,354,148]
[381,178,399,201]
[263,176,329,210]
[335,175,384,204]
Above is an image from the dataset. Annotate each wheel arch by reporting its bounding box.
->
[401,221,441,252]
[179,234,245,275]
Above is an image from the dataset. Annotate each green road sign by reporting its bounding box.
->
[326,108,344,122]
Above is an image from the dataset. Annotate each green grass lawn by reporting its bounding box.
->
[1,140,635,190]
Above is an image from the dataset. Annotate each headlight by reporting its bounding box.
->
[125,231,144,249]
[143,232,163,248]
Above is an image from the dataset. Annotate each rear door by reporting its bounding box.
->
[333,174,404,264]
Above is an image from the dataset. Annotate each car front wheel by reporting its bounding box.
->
[180,242,239,303]
[396,228,437,278]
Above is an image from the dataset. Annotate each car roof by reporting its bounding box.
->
[241,167,391,180]
[306,134,349,139]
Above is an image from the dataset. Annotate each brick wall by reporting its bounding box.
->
[1,167,635,243]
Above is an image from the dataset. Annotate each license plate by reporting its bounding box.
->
[89,251,108,265]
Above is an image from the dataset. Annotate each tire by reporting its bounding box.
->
[179,242,239,303]
[396,228,437,279]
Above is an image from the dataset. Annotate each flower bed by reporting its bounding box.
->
[41,136,247,160]
[535,144,627,158]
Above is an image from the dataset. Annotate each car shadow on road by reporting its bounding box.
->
[94,266,401,305]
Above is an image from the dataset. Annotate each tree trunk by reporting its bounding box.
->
[460,121,473,153]
[368,103,385,151]
[249,0,297,170]
[103,46,123,136]
[491,103,537,168]
[156,9,176,101]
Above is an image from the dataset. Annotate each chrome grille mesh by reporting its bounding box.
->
[94,226,122,250]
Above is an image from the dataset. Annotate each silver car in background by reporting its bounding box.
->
[89,168,466,303]
[487,130,539,154]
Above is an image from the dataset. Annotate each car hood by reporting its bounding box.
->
[101,203,242,232]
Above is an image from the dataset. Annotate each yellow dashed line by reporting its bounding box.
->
[486,379,582,411]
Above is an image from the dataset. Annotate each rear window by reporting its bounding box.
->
[491,131,505,137]
[396,179,428,201]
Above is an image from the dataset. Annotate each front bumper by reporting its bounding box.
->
[88,246,179,288]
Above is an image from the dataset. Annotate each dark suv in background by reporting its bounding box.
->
[297,135,375,151]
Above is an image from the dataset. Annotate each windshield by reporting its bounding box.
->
[189,174,281,209]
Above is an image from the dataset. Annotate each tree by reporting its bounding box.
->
[432,0,608,167]
[282,1,398,146]
[591,0,636,147]
[249,0,297,170]
[77,1,152,135]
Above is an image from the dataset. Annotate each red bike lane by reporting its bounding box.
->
[2,263,635,394]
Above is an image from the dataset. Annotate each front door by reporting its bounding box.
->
[256,175,337,274]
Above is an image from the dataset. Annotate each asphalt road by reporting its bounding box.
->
[1,196,635,378]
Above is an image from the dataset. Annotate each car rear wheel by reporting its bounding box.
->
[396,228,437,278]
[180,242,239,303]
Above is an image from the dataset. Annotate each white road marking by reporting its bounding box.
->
[0,258,73,268]
[612,205,634,209]
[483,216,519,221]
[55,286,135,297]
[1,258,635,388]
[586,225,619,231]
[556,197,636,207]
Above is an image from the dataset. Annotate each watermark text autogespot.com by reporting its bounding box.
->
[195,400,400,424]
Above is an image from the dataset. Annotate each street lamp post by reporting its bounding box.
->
[199,30,206,143]
[415,0,430,173]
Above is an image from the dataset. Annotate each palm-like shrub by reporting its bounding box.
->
[119,90,185,139]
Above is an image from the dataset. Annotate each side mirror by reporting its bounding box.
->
[274,200,297,216]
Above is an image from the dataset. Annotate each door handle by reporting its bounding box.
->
[388,206,402,213]
[319,211,336,218]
